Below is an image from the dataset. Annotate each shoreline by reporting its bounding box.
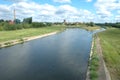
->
[0,31,58,48]
[86,34,111,80]
[86,35,94,80]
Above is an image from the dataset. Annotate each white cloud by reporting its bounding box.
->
[3,0,28,2]
[86,0,92,2]
[115,15,120,22]
[0,1,96,22]
[1,0,120,23]
[94,0,120,22]
[53,0,71,3]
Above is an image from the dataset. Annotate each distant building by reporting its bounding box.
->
[9,20,14,24]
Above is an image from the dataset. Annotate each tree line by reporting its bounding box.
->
[0,17,52,31]
[96,22,120,28]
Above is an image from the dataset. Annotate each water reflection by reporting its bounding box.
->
[0,28,94,80]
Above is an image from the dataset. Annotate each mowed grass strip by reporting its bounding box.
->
[89,36,99,80]
[0,25,65,42]
[98,28,120,80]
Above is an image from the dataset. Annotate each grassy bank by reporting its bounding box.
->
[0,25,65,43]
[67,24,101,31]
[98,28,120,80]
[82,26,100,31]
[89,35,99,80]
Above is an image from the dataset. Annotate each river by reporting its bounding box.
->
[0,28,95,80]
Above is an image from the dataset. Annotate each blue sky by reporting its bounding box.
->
[0,0,120,23]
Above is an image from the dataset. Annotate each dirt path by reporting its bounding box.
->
[95,36,111,80]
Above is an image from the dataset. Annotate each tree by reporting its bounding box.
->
[89,22,95,27]
[23,17,32,24]
[14,19,21,24]
[86,22,95,27]
[0,19,4,23]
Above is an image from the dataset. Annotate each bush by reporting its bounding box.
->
[14,19,21,24]
[32,22,46,28]
[23,17,32,24]
[3,24,23,30]
[90,71,98,80]
[22,23,31,29]
[46,22,52,26]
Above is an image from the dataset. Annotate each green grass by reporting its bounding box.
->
[82,26,100,31]
[67,24,101,31]
[98,28,120,80]
[89,36,99,80]
[0,25,65,43]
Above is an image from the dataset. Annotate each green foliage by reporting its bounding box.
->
[89,38,99,80]
[90,71,98,80]
[19,38,25,44]
[86,22,95,27]
[14,19,21,24]
[23,17,32,24]
[46,22,52,26]
[22,23,31,29]
[4,42,12,45]
[0,19,4,23]
[98,28,120,80]
[32,22,46,28]
[96,22,120,28]
[3,24,23,30]
[90,56,99,71]
[0,21,53,31]
[0,25,65,42]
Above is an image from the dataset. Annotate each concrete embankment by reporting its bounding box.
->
[86,36,94,80]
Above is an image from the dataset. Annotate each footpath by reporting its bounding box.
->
[86,35,111,80]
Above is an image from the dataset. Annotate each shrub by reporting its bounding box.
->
[3,24,23,30]
[23,17,32,24]
[90,71,98,80]
[32,22,46,28]
[22,23,31,29]
[46,22,52,26]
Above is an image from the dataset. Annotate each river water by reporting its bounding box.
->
[0,28,95,80]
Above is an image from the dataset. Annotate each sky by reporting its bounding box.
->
[0,0,120,23]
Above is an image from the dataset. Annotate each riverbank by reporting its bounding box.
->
[86,35,94,80]
[86,32,111,80]
[81,26,101,31]
[98,28,120,80]
[67,25,101,31]
[0,31,58,48]
[0,25,65,48]
[0,25,101,48]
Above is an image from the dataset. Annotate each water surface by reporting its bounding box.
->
[0,28,93,80]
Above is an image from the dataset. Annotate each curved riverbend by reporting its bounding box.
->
[0,28,96,80]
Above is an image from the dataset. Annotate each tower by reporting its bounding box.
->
[14,9,16,21]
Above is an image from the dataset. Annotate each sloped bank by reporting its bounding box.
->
[0,32,58,48]
[86,30,111,80]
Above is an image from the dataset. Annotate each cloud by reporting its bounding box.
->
[53,0,71,3]
[0,1,95,22]
[86,0,92,2]
[4,0,27,2]
[115,15,120,22]
[0,5,13,20]
[94,0,120,22]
